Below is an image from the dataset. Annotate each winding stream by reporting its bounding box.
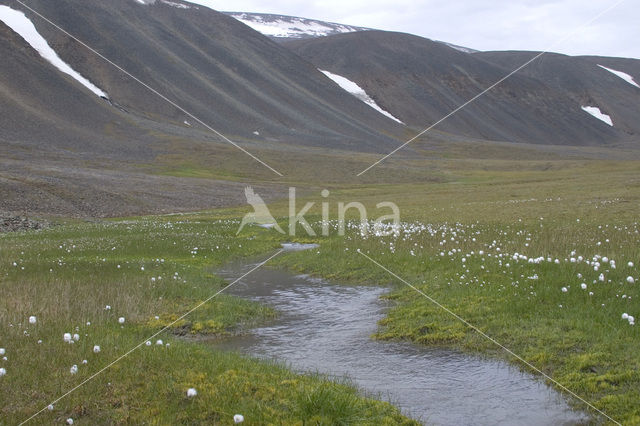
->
[214,253,589,425]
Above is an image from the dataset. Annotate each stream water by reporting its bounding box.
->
[214,253,589,425]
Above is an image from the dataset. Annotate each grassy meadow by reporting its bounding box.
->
[268,157,640,424]
[0,219,415,424]
[1,141,640,424]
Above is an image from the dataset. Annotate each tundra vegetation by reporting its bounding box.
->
[1,148,639,424]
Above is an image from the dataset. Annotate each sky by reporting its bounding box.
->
[188,0,640,59]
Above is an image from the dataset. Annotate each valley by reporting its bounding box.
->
[1,0,639,424]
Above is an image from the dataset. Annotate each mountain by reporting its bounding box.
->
[1,2,639,217]
[223,11,478,54]
[0,0,405,155]
[475,51,640,137]
[285,31,627,146]
[0,0,410,216]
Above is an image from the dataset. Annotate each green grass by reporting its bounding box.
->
[264,160,640,425]
[3,146,640,424]
[0,219,415,425]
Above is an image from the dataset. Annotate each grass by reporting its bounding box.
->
[264,159,640,425]
[0,219,415,425]
[3,139,640,424]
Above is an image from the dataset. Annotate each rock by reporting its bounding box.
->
[0,214,49,233]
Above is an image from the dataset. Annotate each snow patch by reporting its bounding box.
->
[227,13,365,39]
[581,106,613,126]
[133,0,194,8]
[438,41,477,54]
[320,70,404,124]
[0,6,107,98]
[598,64,640,89]
[160,0,193,9]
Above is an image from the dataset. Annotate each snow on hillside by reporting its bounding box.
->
[0,5,107,98]
[438,41,478,54]
[598,64,640,89]
[161,0,193,9]
[226,12,369,39]
[134,0,196,8]
[225,12,477,53]
[581,106,613,126]
[320,70,404,124]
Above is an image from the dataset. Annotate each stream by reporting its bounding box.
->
[213,251,589,425]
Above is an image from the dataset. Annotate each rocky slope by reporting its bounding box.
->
[286,31,628,146]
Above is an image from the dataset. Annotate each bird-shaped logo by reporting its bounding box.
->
[237,186,285,234]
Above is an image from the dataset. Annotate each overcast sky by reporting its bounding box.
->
[190,0,639,59]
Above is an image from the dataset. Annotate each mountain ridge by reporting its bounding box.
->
[1,2,639,217]
[286,30,630,146]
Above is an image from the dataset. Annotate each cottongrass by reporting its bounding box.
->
[0,367,6,377]
[93,345,101,353]
[621,313,635,325]
[186,388,197,397]
[234,414,244,423]
[28,316,36,324]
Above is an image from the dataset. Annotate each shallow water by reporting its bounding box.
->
[214,258,589,425]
